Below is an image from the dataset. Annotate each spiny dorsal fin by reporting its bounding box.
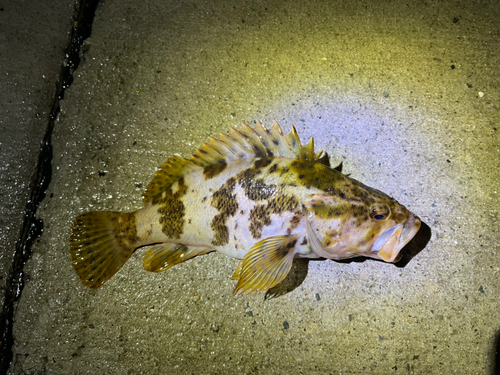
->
[143,121,324,205]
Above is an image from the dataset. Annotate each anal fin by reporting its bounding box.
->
[232,235,299,295]
[143,243,212,272]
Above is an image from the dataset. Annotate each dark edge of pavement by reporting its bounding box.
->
[0,0,100,371]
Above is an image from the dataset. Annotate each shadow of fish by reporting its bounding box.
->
[70,121,421,295]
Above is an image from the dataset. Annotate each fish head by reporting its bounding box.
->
[304,183,421,263]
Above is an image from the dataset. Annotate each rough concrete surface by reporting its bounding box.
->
[6,0,500,374]
[0,0,75,304]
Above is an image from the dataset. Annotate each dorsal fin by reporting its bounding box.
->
[143,121,324,205]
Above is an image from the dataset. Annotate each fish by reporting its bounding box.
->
[70,121,421,295]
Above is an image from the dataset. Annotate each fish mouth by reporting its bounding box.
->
[373,213,421,262]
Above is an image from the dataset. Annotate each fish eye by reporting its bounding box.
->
[370,203,390,221]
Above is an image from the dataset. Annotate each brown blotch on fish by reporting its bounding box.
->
[156,178,187,238]
[290,159,344,191]
[281,166,290,174]
[237,167,260,187]
[113,212,139,247]
[289,212,303,230]
[249,195,299,239]
[243,178,277,201]
[349,204,370,225]
[325,229,339,239]
[237,162,276,201]
[268,163,278,174]
[254,157,272,169]
[249,204,272,239]
[210,177,238,245]
[203,159,227,179]
[268,194,299,213]
[311,202,346,219]
[252,144,265,158]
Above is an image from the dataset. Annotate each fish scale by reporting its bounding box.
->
[70,121,421,295]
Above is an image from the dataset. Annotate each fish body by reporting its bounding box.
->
[70,122,421,294]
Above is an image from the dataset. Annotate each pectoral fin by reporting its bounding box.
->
[143,243,212,272]
[232,235,299,295]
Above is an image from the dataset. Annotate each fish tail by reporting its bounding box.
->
[70,211,140,289]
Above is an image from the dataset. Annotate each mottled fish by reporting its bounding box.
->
[70,122,421,295]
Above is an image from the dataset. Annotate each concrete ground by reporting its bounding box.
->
[0,0,75,309]
[2,0,499,374]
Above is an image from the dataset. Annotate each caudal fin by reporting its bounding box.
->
[70,211,139,289]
